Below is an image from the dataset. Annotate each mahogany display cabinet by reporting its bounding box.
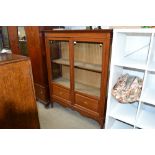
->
[44,30,112,128]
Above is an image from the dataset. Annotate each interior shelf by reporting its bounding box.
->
[53,77,100,97]
[107,117,134,129]
[52,58,69,65]
[75,82,100,97]
[111,121,133,129]
[136,103,155,129]
[52,58,102,72]
[53,77,70,88]
[109,98,138,126]
[75,61,102,72]
[114,59,146,70]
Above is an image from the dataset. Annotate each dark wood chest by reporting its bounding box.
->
[0,53,40,128]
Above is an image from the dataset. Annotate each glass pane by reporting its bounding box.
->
[74,41,103,97]
[0,33,2,51]
[50,40,70,88]
[2,27,10,49]
[0,26,10,51]
[18,26,28,56]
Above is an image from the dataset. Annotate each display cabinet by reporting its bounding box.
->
[44,30,112,128]
[7,26,50,105]
[105,29,155,129]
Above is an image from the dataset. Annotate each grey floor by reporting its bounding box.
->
[37,102,100,129]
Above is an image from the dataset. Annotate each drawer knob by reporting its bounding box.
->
[99,43,103,47]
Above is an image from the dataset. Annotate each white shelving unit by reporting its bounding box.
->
[105,29,155,129]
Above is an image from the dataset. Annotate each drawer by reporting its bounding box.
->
[52,84,70,101]
[75,93,98,112]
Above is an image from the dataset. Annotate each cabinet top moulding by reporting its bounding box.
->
[42,29,113,39]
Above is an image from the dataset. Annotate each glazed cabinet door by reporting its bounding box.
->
[46,39,72,106]
[73,39,104,114]
[73,40,103,98]
[50,40,71,88]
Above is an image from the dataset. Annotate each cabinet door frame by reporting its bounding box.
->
[72,37,111,118]
[45,37,73,102]
[99,37,111,119]
[71,37,104,98]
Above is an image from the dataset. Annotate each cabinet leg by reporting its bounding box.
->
[99,118,104,129]
[51,102,53,108]
[100,123,104,129]
[45,101,51,108]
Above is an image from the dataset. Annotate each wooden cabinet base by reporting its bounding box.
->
[52,100,104,128]
[74,103,104,128]
[53,97,72,108]
[75,93,98,112]
[51,84,103,127]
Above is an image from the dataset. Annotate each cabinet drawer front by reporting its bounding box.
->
[75,93,98,112]
[53,85,70,101]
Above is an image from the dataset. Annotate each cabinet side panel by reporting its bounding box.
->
[0,60,40,128]
[25,26,47,85]
[25,27,49,102]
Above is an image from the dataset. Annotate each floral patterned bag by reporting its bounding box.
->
[112,74,143,103]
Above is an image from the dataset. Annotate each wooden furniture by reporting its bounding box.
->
[7,27,19,54]
[7,26,49,105]
[0,53,40,128]
[44,30,112,128]
[105,29,155,129]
